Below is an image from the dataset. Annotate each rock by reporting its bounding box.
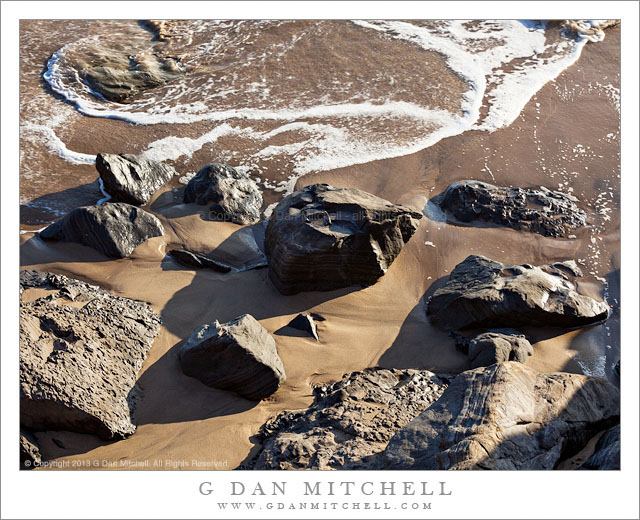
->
[433,180,587,237]
[19,270,161,439]
[247,368,449,470]
[385,362,620,470]
[178,314,285,401]
[96,153,175,205]
[579,425,620,470]
[183,163,263,225]
[39,202,164,258]
[168,249,232,273]
[286,313,319,341]
[265,184,423,295]
[427,255,609,330]
[455,329,533,368]
[20,430,42,469]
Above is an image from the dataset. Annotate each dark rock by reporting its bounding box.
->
[385,362,620,470]
[178,314,285,401]
[19,270,161,439]
[455,329,533,368]
[169,249,232,273]
[579,425,620,470]
[183,163,263,225]
[247,368,449,470]
[427,255,609,330]
[286,313,319,341]
[265,184,422,295]
[96,153,175,205]
[39,202,164,258]
[20,430,42,469]
[434,180,587,237]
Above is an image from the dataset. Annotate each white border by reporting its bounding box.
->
[2,2,638,519]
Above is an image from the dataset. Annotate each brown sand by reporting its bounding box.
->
[19,27,620,469]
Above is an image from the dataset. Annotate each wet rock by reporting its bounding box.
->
[247,368,449,470]
[169,249,232,273]
[427,255,609,330]
[385,362,620,470]
[286,313,319,341]
[183,163,263,225]
[178,314,285,401]
[19,270,161,439]
[433,180,587,237]
[39,202,164,258]
[20,430,42,469]
[579,424,620,470]
[96,153,176,205]
[265,184,422,295]
[455,329,533,368]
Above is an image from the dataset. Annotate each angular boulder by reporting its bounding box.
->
[286,313,319,341]
[39,202,164,258]
[183,163,263,225]
[96,153,175,205]
[265,184,423,295]
[455,329,533,368]
[19,270,161,439]
[427,255,609,330]
[178,314,285,401]
[580,425,620,470]
[434,180,587,237]
[385,362,620,470]
[247,368,449,470]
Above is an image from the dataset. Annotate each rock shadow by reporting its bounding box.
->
[20,180,102,226]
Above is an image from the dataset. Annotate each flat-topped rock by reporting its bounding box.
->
[385,362,620,470]
[178,314,285,401]
[183,163,263,225]
[168,249,232,273]
[434,180,587,237]
[96,153,176,205]
[427,255,609,330]
[39,202,164,258]
[20,270,161,439]
[455,329,533,368]
[265,184,423,295]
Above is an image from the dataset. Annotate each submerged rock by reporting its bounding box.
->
[96,153,176,205]
[455,329,533,368]
[579,424,620,470]
[286,313,319,341]
[248,368,449,470]
[433,180,587,237]
[427,255,609,330]
[178,314,285,401]
[39,202,164,258]
[19,270,161,439]
[265,184,422,295]
[183,163,263,225]
[385,362,620,470]
[168,249,232,273]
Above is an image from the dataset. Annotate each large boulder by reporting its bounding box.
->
[96,153,175,205]
[264,184,422,295]
[19,270,161,439]
[427,255,609,330]
[247,368,449,470]
[433,180,587,237]
[385,362,620,470]
[178,314,285,401]
[455,329,533,368]
[183,163,263,225]
[579,425,620,470]
[39,202,164,258]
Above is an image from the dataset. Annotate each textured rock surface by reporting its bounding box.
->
[183,163,263,225]
[39,202,164,258]
[168,249,232,273]
[265,184,422,295]
[455,329,533,368]
[96,153,175,205]
[580,425,620,470]
[247,368,449,470]
[20,270,161,439]
[20,430,42,469]
[434,180,587,237]
[179,314,285,401]
[286,313,319,341]
[427,255,609,330]
[385,362,620,470]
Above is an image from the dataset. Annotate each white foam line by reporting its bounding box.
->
[97,178,111,205]
[21,122,96,165]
